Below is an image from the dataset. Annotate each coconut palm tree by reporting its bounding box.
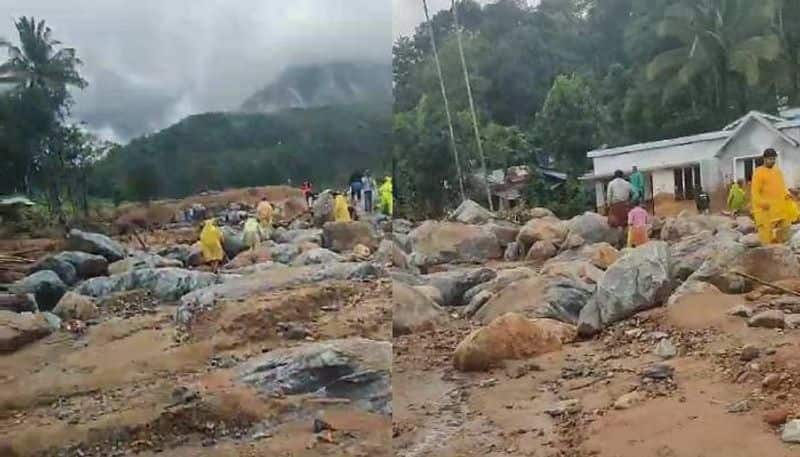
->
[0,17,87,109]
[645,0,781,111]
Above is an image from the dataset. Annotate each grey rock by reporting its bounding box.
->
[10,270,67,311]
[157,244,194,265]
[727,399,750,413]
[221,226,247,258]
[566,212,618,245]
[578,242,674,336]
[322,221,378,253]
[686,243,797,294]
[728,305,754,318]
[269,242,303,265]
[544,399,582,417]
[785,314,800,329]
[29,255,77,285]
[311,191,335,226]
[463,268,536,317]
[641,363,674,380]
[740,344,760,361]
[0,311,53,353]
[0,293,36,313]
[236,338,391,415]
[52,292,99,321]
[748,310,786,329]
[290,248,345,266]
[669,231,715,281]
[392,218,413,235]
[274,228,323,245]
[393,281,447,335]
[425,268,497,306]
[76,267,222,301]
[109,251,183,275]
[782,420,800,443]
[504,242,522,262]
[408,221,502,267]
[529,207,556,219]
[41,311,62,331]
[451,199,494,225]
[654,339,677,359]
[57,251,109,278]
[485,220,521,248]
[66,229,126,262]
[176,263,383,324]
[735,217,755,235]
[666,280,722,306]
[741,233,761,248]
[222,261,288,275]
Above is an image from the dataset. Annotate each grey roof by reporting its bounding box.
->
[587,111,800,159]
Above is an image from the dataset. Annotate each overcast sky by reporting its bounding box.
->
[0,0,392,143]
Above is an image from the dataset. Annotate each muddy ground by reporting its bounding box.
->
[393,290,800,457]
[0,276,391,456]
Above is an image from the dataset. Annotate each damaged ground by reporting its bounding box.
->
[392,200,800,457]
[0,189,393,456]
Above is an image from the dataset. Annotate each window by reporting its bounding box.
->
[673,165,701,200]
[743,157,764,183]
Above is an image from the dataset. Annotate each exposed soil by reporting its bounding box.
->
[393,291,800,456]
[0,278,391,456]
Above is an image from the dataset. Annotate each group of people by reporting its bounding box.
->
[605,148,800,248]
[198,197,275,273]
[347,170,393,216]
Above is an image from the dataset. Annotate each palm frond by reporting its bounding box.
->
[730,34,782,85]
[647,47,690,81]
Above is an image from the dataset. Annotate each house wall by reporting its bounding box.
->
[592,138,726,177]
[716,122,800,188]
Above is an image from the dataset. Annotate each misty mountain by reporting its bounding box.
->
[90,103,391,200]
[240,62,392,113]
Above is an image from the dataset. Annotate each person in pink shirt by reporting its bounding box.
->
[627,200,649,248]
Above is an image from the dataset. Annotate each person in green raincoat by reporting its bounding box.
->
[629,166,644,202]
[378,176,393,216]
[727,179,747,215]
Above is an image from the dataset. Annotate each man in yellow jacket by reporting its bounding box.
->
[751,148,800,244]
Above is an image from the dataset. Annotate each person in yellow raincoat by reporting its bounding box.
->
[751,148,800,244]
[242,217,261,251]
[256,197,273,238]
[333,192,351,222]
[199,218,224,272]
[378,176,393,216]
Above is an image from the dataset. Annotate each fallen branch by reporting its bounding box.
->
[731,270,800,298]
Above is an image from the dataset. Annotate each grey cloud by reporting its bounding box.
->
[0,0,392,142]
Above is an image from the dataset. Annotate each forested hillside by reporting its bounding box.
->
[394,0,800,217]
[90,103,391,201]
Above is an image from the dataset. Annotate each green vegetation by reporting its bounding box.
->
[394,0,800,218]
[90,104,391,201]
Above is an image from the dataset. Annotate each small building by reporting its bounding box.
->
[583,111,800,216]
[471,165,567,211]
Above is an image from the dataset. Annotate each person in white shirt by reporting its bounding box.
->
[606,169,633,228]
[361,170,378,213]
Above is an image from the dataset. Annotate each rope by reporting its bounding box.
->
[451,0,494,211]
[422,0,466,203]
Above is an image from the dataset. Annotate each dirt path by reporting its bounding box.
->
[0,279,391,456]
[393,291,800,456]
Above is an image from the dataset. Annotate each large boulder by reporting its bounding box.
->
[0,293,36,313]
[52,292,99,321]
[28,255,77,285]
[176,263,383,324]
[66,229,125,262]
[660,214,734,241]
[540,260,604,285]
[10,270,67,312]
[669,230,716,281]
[529,207,556,219]
[75,268,222,301]
[236,337,391,415]
[221,227,247,258]
[224,246,272,269]
[408,221,502,267]
[687,243,799,293]
[516,217,568,252]
[485,220,521,248]
[291,248,345,266]
[0,311,53,353]
[108,251,183,275]
[424,267,497,306]
[463,267,537,317]
[273,228,323,245]
[475,274,595,325]
[566,212,619,245]
[453,313,575,371]
[578,242,673,336]
[375,239,412,271]
[393,281,448,335]
[57,251,109,278]
[157,244,194,266]
[322,221,379,253]
[451,199,494,225]
[526,240,557,264]
[392,218,414,235]
[311,191,335,226]
[268,242,303,265]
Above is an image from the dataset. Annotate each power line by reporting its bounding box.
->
[422,0,466,203]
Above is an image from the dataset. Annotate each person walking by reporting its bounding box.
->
[695,186,711,214]
[626,200,650,248]
[349,171,363,207]
[727,179,747,215]
[630,166,645,202]
[333,191,352,222]
[256,197,274,240]
[378,176,393,216]
[606,170,632,229]
[361,170,377,213]
[199,218,224,273]
[752,148,800,244]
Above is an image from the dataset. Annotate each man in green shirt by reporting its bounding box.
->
[630,166,645,202]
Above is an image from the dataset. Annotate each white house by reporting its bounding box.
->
[583,111,800,216]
